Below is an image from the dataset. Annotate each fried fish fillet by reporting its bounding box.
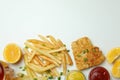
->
[71,37,105,70]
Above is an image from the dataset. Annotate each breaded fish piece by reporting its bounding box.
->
[71,37,105,70]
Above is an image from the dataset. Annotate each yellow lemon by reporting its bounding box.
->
[66,70,85,80]
[3,43,22,64]
[112,59,120,78]
[106,47,120,63]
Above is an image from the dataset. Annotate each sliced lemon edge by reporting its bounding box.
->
[112,59,120,78]
[106,47,120,63]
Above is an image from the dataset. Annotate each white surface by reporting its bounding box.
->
[0,0,120,80]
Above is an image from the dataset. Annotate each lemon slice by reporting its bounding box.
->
[66,70,85,80]
[112,59,120,78]
[3,43,22,64]
[106,47,120,63]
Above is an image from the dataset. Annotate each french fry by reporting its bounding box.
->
[64,51,73,65]
[34,44,51,50]
[38,55,60,65]
[28,52,35,62]
[47,35,60,48]
[24,54,36,79]
[26,67,37,79]
[53,53,62,61]
[23,35,73,80]
[27,39,43,44]
[24,41,61,66]
[47,47,66,54]
[61,53,67,75]
[38,35,51,43]
[57,39,73,65]
[27,39,54,49]
[43,61,51,67]
[28,63,56,73]
[24,54,29,65]
[34,56,44,66]
[50,68,60,77]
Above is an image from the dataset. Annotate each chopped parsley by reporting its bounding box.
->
[46,70,51,73]
[84,58,88,62]
[19,66,26,71]
[20,73,24,78]
[25,46,29,49]
[67,70,70,72]
[77,54,81,57]
[48,76,53,79]
[60,72,63,75]
[22,66,26,71]
[63,44,66,47]
[82,49,89,54]
[19,66,22,69]
[58,77,61,80]
[67,50,70,52]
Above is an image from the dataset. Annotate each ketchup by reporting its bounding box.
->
[89,66,110,80]
[0,63,4,80]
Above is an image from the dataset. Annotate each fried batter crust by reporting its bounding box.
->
[71,37,105,70]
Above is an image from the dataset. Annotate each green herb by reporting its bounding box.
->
[48,76,53,79]
[67,50,70,52]
[58,77,61,80]
[60,72,63,75]
[46,70,51,73]
[84,58,88,62]
[22,66,26,71]
[33,78,38,80]
[22,69,26,71]
[25,46,28,49]
[67,70,70,72]
[19,66,22,69]
[20,74,24,78]
[77,54,81,57]
[82,49,89,54]
[63,44,66,47]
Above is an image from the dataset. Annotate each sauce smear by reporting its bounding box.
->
[89,66,110,80]
[0,63,4,80]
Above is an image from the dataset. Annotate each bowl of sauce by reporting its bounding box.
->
[0,63,4,80]
[89,66,110,80]
[66,70,86,80]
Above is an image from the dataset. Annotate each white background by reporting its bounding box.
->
[0,0,120,80]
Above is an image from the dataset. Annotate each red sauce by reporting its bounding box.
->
[89,66,110,80]
[0,63,4,80]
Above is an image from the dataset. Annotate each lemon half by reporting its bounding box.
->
[3,43,22,64]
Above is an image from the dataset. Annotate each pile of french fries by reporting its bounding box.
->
[23,35,73,80]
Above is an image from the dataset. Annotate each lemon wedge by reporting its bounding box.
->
[112,59,120,78]
[3,43,22,64]
[106,47,120,63]
[66,70,85,80]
